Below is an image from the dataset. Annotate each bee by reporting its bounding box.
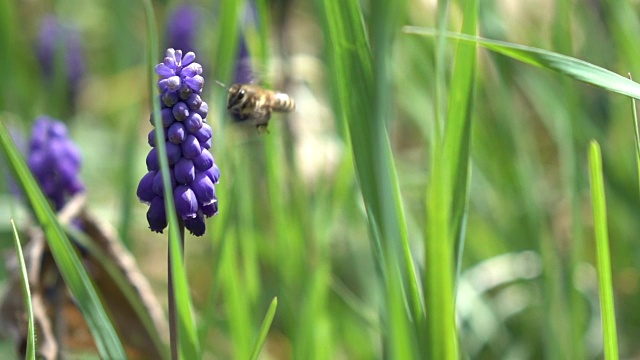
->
[226,84,295,132]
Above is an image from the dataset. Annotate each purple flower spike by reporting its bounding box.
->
[233,36,254,85]
[36,16,85,109]
[27,116,85,210]
[166,5,200,54]
[137,48,220,236]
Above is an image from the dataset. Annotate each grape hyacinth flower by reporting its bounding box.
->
[166,5,200,54]
[233,36,254,85]
[137,48,220,237]
[36,16,85,106]
[27,116,84,211]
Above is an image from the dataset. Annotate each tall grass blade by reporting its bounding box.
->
[313,0,419,355]
[140,0,201,358]
[588,140,619,360]
[629,74,640,196]
[446,0,478,293]
[403,27,640,101]
[0,120,126,358]
[11,219,35,360]
[249,297,278,360]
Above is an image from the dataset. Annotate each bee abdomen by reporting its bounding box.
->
[272,92,295,113]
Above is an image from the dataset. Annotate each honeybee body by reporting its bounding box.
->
[227,84,295,130]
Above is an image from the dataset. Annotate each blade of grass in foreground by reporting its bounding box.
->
[11,219,35,360]
[402,27,640,101]
[249,297,278,360]
[314,0,419,356]
[445,0,477,296]
[0,120,126,359]
[629,74,640,195]
[140,0,201,358]
[588,141,619,360]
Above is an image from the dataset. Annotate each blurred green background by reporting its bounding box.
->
[1,0,640,358]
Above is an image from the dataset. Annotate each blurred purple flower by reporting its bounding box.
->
[166,5,200,54]
[137,48,220,237]
[36,16,85,103]
[27,116,84,211]
[233,37,254,85]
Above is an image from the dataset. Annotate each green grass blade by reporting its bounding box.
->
[403,27,640,101]
[588,140,619,360]
[425,148,458,359]
[140,0,201,358]
[249,297,278,360]
[221,232,253,359]
[313,0,420,356]
[446,0,477,295]
[630,74,640,196]
[10,219,35,360]
[0,120,126,358]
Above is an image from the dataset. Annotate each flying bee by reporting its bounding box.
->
[226,84,295,132]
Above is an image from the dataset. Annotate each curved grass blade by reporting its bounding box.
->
[403,27,640,101]
[0,120,126,358]
[249,297,278,360]
[11,219,35,360]
[587,141,619,359]
[140,1,201,358]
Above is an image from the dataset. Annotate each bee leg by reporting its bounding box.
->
[254,108,272,134]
